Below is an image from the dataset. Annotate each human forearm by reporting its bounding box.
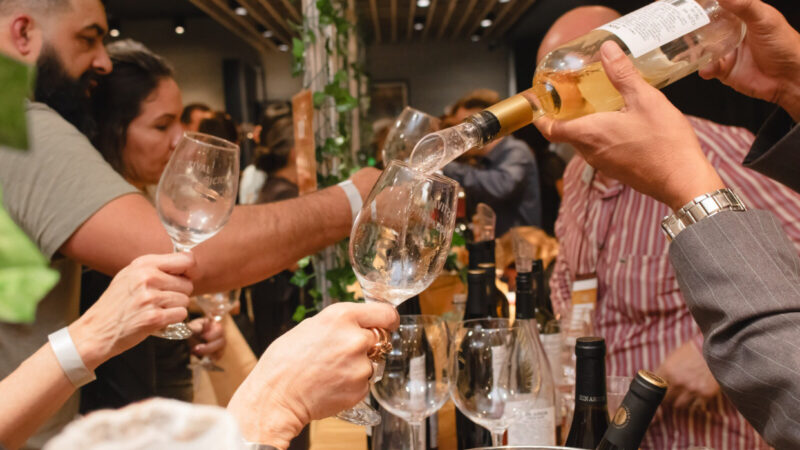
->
[670,210,800,447]
[0,345,77,449]
[192,185,352,293]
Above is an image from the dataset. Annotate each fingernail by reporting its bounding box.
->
[194,345,203,352]
[601,41,625,61]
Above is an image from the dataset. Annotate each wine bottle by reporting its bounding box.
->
[409,0,746,173]
[506,269,557,445]
[565,337,609,449]
[477,262,509,318]
[466,239,495,270]
[456,269,493,449]
[596,370,668,450]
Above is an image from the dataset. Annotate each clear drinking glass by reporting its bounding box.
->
[372,315,451,450]
[189,290,240,371]
[382,107,440,164]
[337,160,458,426]
[451,318,538,447]
[606,375,634,417]
[154,132,239,339]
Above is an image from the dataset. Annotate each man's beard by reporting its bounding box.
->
[34,45,100,137]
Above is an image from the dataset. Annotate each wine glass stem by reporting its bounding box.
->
[173,243,193,253]
[408,421,425,450]
[491,430,504,447]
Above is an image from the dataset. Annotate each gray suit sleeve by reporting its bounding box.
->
[669,210,800,449]
[743,108,800,194]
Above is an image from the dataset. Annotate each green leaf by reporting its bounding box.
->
[333,69,348,85]
[312,91,328,108]
[297,256,311,269]
[0,188,59,323]
[292,305,308,322]
[290,269,314,288]
[0,53,33,151]
[452,229,466,247]
[292,37,305,59]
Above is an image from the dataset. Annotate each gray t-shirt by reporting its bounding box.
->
[0,102,138,448]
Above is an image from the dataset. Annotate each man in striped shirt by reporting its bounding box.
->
[543,7,800,449]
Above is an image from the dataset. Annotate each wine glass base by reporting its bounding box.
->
[154,323,194,340]
[335,400,382,426]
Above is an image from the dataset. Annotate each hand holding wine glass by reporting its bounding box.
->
[154,132,239,339]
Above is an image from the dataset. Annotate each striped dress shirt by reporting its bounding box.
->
[550,116,800,449]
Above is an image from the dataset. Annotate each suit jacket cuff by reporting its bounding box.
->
[743,107,800,192]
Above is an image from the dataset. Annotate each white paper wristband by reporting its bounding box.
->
[337,179,363,223]
[48,327,96,388]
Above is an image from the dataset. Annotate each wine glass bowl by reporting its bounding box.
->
[350,161,458,306]
[451,318,538,447]
[382,107,440,165]
[156,132,239,252]
[371,315,451,450]
[154,132,239,339]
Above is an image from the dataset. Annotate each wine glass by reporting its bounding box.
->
[338,160,458,425]
[154,132,239,339]
[371,315,451,450]
[451,318,538,447]
[189,290,239,372]
[382,107,440,164]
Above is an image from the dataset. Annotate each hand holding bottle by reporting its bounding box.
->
[534,41,726,211]
[656,341,720,410]
[699,0,800,121]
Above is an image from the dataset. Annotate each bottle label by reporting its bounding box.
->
[541,333,563,385]
[598,0,711,58]
[507,404,557,445]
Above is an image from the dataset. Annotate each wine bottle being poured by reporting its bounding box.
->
[409,0,745,174]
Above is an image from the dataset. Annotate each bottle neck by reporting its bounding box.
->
[602,387,662,448]
[465,276,487,319]
[468,88,543,144]
[575,355,607,406]
[515,272,534,320]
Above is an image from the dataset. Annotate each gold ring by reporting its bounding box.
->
[367,327,392,361]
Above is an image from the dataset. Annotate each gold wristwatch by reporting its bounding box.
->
[661,188,746,242]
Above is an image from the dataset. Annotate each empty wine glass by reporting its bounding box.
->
[382,107,440,165]
[190,290,239,372]
[372,315,451,450]
[337,160,458,426]
[451,318,538,447]
[154,132,239,339]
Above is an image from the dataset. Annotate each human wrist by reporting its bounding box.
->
[229,382,307,449]
[663,166,726,212]
[66,320,108,372]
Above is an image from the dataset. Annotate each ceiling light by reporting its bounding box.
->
[480,18,492,28]
[108,18,120,38]
[413,17,425,31]
[263,29,274,38]
[234,6,248,16]
[471,34,480,42]
[417,0,430,7]
[278,43,289,52]
[109,28,120,37]
[499,0,510,3]
[174,17,186,35]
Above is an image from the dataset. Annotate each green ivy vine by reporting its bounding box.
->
[289,0,371,321]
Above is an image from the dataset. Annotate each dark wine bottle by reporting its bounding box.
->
[466,239,495,270]
[565,337,609,449]
[532,259,557,327]
[456,268,492,449]
[477,262,509,318]
[596,370,668,450]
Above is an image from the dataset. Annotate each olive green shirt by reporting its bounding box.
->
[0,102,137,448]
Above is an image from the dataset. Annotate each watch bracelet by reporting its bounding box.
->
[661,188,746,241]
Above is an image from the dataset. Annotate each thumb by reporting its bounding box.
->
[598,41,650,107]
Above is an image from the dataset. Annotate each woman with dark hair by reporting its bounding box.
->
[254,115,298,204]
[81,39,224,412]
